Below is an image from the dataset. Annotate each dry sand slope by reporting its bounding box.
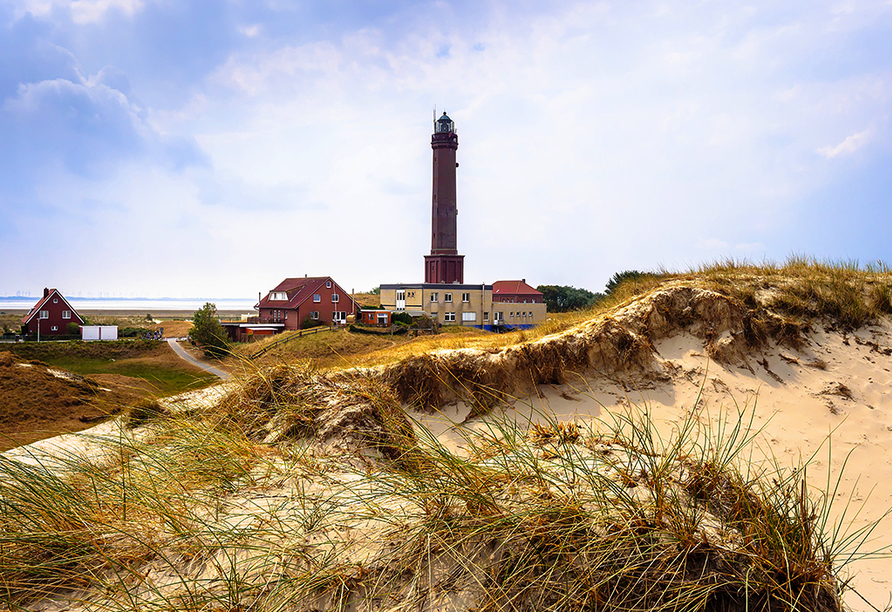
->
[6,283,892,611]
[401,286,892,611]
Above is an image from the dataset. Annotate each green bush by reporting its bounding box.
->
[190,303,230,358]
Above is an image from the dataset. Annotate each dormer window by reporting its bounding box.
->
[270,291,288,301]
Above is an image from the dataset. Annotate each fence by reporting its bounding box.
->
[248,325,332,360]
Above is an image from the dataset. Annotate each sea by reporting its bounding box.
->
[0,297,257,312]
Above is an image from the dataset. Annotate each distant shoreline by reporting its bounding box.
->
[0,297,256,313]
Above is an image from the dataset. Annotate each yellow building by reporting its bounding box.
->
[379,280,546,330]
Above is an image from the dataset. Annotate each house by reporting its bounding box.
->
[360,309,393,327]
[379,283,493,329]
[379,280,547,331]
[22,288,85,339]
[491,280,547,329]
[257,276,356,330]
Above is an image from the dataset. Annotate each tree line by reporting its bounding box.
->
[536,270,654,313]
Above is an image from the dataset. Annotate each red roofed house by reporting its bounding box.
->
[258,276,357,331]
[491,279,547,329]
[22,288,85,339]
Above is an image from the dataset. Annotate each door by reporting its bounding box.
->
[396,290,406,311]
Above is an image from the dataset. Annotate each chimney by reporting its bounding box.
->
[522,279,526,284]
[43,287,49,298]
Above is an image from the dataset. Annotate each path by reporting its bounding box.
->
[166,338,232,380]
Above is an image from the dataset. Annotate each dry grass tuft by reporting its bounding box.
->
[0,400,869,611]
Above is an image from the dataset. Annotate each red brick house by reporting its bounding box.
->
[257,276,357,330]
[22,288,85,339]
[492,280,544,304]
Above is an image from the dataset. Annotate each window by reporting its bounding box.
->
[444,293,452,303]
[62,311,71,319]
[39,310,49,319]
[409,291,415,298]
[444,312,456,322]
[462,292,470,303]
[326,281,332,288]
[53,298,58,303]
[310,311,319,319]
[271,291,288,301]
[331,294,339,303]
[462,312,476,322]
[483,312,489,322]
[314,294,321,303]
[495,312,503,322]
[430,292,438,303]
[529,311,533,317]
[51,326,58,331]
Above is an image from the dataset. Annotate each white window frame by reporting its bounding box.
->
[483,312,489,322]
[462,312,476,322]
[462,292,470,303]
[39,310,49,319]
[310,311,320,319]
[53,298,58,303]
[430,292,438,303]
[444,293,452,303]
[331,293,339,303]
[444,312,456,322]
[326,281,332,288]
[51,325,58,331]
[314,294,321,303]
[62,310,71,319]
[495,312,503,322]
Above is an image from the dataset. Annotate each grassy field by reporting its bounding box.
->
[0,340,218,396]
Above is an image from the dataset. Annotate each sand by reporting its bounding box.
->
[6,289,892,610]
[412,321,892,611]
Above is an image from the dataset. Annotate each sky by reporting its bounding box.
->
[1,0,891,299]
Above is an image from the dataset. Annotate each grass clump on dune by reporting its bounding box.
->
[0,377,877,611]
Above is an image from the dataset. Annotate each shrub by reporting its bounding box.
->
[190,303,230,358]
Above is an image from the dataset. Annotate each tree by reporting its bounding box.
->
[604,270,656,296]
[190,303,229,358]
[536,285,605,313]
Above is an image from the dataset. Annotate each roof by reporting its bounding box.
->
[257,276,356,310]
[492,280,542,297]
[22,288,85,325]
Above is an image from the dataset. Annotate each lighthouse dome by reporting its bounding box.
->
[436,112,454,133]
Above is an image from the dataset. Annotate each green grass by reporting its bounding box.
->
[0,340,218,396]
[43,355,217,395]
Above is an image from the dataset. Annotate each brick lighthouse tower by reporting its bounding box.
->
[424,111,464,284]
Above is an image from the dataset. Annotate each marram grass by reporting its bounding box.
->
[0,387,883,612]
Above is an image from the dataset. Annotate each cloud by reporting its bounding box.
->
[15,0,144,24]
[816,128,873,158]
[1,74,204,179]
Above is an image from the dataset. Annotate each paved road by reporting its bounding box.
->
[166,338,232,380]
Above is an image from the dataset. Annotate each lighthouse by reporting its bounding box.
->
[424,112,464,284]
